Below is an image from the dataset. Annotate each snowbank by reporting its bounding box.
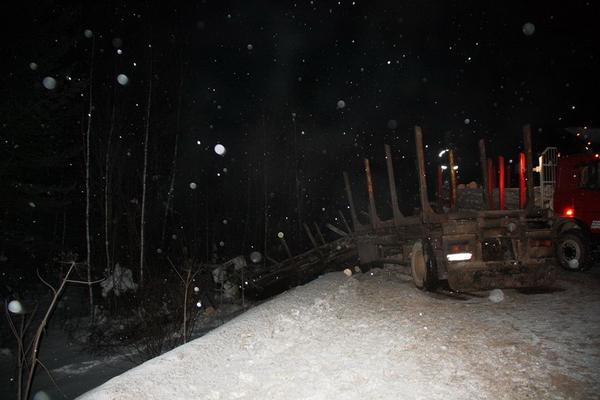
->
[78,266,600,399]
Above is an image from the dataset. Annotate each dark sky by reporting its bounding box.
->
[2,0,599,258]
[29,0,596,147]
[3,0,598,154]
[168,0,599,150]
[84,1,599,175]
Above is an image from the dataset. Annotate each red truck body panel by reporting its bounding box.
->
[554,153,600,234]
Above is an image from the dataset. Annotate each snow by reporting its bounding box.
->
[42,77,56,90]
[117,74,129,85]
[100,264,138,298]
[214,144,226,156]
[74,265,600,399]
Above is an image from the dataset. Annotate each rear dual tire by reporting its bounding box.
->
[556,230,591,272]
[411,240,438,291]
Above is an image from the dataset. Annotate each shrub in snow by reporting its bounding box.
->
[101,264,138,298]
[88,271,213,364]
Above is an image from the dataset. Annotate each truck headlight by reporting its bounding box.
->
[447,252,473,262]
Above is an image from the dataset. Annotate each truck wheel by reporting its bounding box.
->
[411,240,438,291]
[556,230,591,272]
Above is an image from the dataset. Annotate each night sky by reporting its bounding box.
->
[1,1,599,270]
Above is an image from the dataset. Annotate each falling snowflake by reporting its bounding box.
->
[117,74,129,85]
[214,144,226,156]
[522,22,535,36]
[250,251,262,263]
[8,300,23,314]
[42,77,56,90]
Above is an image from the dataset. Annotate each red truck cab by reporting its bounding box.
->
[553,153,600,270]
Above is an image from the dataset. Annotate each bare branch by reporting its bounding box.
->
[35,359,68,399]
[4,301,22,345]
[37,270,57,296]
[168,257,184,282]
[64,278,105,285]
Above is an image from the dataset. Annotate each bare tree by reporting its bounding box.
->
[161,56,186,244]
[6,256,102,400]
[103,78,118,291]
[139,40,153,287]
[84,37,95,325]
[168,257,200,344]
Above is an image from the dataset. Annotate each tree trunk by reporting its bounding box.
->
[104,81,117,291]
[162,57,185,244]
[85,37,95,325]
[140,47,153,287]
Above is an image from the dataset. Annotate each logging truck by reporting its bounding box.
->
[346,125,558,292]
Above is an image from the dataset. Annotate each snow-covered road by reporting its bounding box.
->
[77,265,600,399]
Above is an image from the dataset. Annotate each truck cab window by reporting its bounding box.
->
[579,165,589,188]
[588,161,599,190]
[578,162,599,190]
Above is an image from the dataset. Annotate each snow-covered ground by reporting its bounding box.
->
[73,265,600,399]
[3,265,599,399]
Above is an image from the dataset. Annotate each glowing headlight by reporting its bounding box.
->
[446,252,473,262]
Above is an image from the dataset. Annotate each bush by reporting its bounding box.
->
[87,267,212,364]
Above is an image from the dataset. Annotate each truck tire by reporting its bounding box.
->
[556,230,591,272]
[411,240,438,291]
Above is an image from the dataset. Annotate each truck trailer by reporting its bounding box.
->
[346,126,558,292]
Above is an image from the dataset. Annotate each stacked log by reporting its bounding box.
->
[241,235,358,300]
[456,186,544,211]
